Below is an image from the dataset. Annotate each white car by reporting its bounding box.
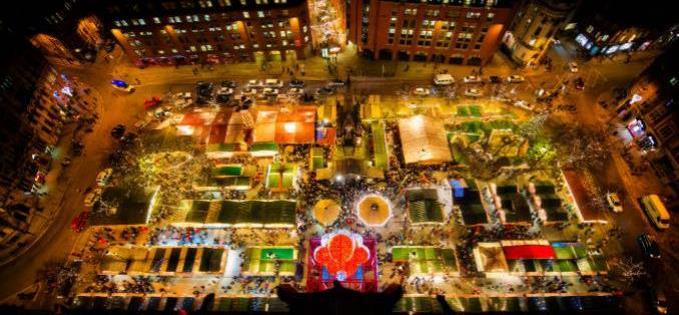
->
[288,87,304,95]
[84,188,103,207]
[264,78,284,88]
[247,79,263,88]
[433,74,455,85]
[464,88,483,97]
[241,87,258,96]
[568,62,579,73]
[506,75,525,83]
[217,87,234,95]
[413,87,430,96]
[513,100,533,111]
[463,75,483,83]
[606,192,623,213]
[96,168,113,186]
[262,87,279,96]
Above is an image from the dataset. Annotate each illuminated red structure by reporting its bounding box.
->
[307,231,378,292]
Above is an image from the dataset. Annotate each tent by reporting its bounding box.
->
[398,115,452,164]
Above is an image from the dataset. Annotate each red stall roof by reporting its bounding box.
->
[503,245,555,260]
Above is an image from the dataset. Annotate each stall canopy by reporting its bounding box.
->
[398,115,452,164]
[501,240,556,260]
[253,106,316,144]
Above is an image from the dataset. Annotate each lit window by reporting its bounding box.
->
[243,11,250,18]
[153,17,161,24]
[204,14,210,21]
[240,0,246,4]
[258,11,264,18]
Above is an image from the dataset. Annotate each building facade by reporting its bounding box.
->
[0,35,95,203]
[502,0,576,67]
[617,44,679,198]
[564,0,675,57]
[347,0,517,65]
[100,0,312,66]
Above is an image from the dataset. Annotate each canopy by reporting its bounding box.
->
[313,199,340,226]
[398,115,452,164]
[474,243,509,272]
[503,244,556,260]
[356,194,391,226]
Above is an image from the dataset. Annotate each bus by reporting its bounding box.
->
[640,194,670,230]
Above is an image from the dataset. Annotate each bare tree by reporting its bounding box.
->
[611,256,646,284]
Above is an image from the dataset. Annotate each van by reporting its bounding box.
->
[434,74,455,85]
[640,194,670,229]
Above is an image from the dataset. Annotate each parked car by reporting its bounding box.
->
[606,192,623,212]
[241,87,258,96]
[489,76,502,84]
[111,80,135,93]
[464,88,483,97]
[264,78,284,88]
[143,96,163,110]
[413,87,430,96]
[568,62,579,73]
[463,75,483,83]
[110,124,126,139]
[216,93,231,103]
[289,79,305,88]
[506,75,525,83]
[220,80,238,88]
[262,87,279,96]
[637,233,661,259]
[327,79,345,87]
[513,100,533,111]
[195,81,213,97]
[315,86,335,96]
[96,168,113,186]
[649,288,668,314]
[288,87,304,95]
[433,74,455,85]
[574,77,585,90]
[247,79,263,88]
[70,211,90,233]
[83,188,103,207]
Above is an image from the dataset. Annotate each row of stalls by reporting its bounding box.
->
[450,178,574,226]
[72,294,620,313]
[101,246,227,275]
[178,200,297,228]
[473,240,608,276]
[175,106,322,159]
[394,294,621,313]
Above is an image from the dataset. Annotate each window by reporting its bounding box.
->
[153,17,161,24]
[243,11,250,18]
[487,13,494,21]
[257,11,264,18]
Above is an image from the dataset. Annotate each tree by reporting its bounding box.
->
[548,122,608,171]
[610,256,646,285]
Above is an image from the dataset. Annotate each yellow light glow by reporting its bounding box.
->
[284,122,297,133]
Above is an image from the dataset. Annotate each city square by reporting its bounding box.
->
[0,0,677,314]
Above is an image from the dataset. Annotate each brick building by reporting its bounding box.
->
[101,0,312,66]
[347,0,517,65]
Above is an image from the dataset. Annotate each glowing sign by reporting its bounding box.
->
[313,231,370,281]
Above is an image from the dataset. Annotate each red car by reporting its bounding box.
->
[70,211,90,233]
[143,96,162,110]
